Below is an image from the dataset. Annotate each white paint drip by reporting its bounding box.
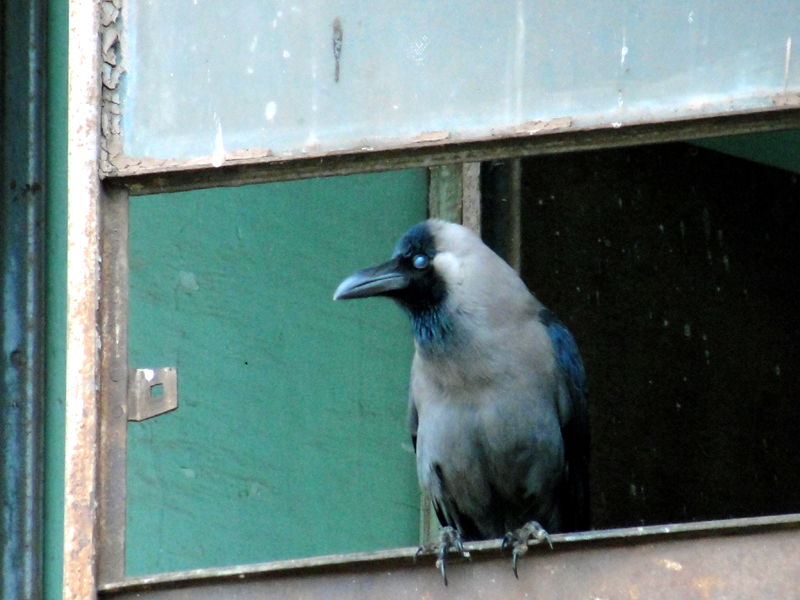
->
[620,29,628,66]
[265,101,277,120]
[143,369,155,382]
[211,114,225,167]
[784,37,792,91]
[250,35,258,52]
[514,0,526,120]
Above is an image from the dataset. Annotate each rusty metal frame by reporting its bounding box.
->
[67,1,800,599]
[65,0,104,599]
[97,515,800,599]
[97,187,130,584]
[110,106,800,197]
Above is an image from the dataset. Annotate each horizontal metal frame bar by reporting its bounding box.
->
[99,514,800,598]
[110,105,800,196]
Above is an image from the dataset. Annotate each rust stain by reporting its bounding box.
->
[692,575,722,599]
[67,0,105,596]
[108,148,274,176]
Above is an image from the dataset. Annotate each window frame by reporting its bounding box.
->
[65,1,800,598]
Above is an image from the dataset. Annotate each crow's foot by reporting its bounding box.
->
[502,521,553,578]
[415,526,470,586]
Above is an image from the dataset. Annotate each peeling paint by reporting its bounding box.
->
[99,0,126,175]
[657,558,683,571]
[413,130,450,143]
[517,116,572,134]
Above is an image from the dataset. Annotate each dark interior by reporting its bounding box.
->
[503,143,800,529]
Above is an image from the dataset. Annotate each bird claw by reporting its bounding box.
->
[502,521,553,578]
[417,526,470,586]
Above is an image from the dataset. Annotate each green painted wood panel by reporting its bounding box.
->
[126,170,427,576]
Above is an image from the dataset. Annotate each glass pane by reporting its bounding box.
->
[115,1,800,164]
[126,169,426,575]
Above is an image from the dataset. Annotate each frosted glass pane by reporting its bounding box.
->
[116,1,800,163]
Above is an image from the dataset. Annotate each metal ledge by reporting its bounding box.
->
[108,106,800,197]
[100,514,800,599]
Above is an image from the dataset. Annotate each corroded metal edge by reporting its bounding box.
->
[108,105,800,196]
[97,187,130,584]
[65,0,104,598]
[98,513,800,594]
[127,367,178,422]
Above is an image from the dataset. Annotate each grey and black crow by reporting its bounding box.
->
[334,219,589,582]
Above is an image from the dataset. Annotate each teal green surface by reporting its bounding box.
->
[44,0,67,596]
[695,129,800,175]
[126,171,428,576]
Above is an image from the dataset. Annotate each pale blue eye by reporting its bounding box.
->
[413,254,430,269]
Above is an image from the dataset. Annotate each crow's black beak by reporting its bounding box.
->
[333,258,409,300]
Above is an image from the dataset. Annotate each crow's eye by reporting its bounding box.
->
[413,254,430,270]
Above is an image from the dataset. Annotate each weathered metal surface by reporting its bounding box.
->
[428,165,464,223]
[111,1,800,166]
[110,107,800,197]
[0,0,47,596]
[97,187,130,584]
[98,515,800,599]
[461,163,482,235]
[127,367,178,422]
[65,0,104,597]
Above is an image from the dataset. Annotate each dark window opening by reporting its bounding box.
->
[515,143,800,529]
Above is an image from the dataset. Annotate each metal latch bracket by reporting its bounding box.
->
[128,367,179,422]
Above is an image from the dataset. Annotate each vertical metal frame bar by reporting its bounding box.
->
[1,0,48,597]
[97,187,130,583]
[65,0,104,598]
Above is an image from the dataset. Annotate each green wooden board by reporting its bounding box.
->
[126,170,427,575]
